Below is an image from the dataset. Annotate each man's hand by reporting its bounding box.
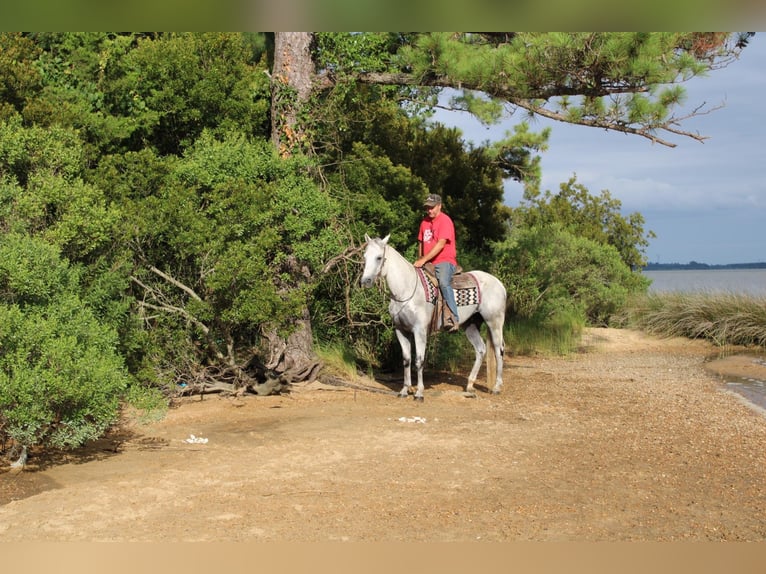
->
[415,238,446,268]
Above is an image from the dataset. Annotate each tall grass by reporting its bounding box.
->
[618,292,766,348]
[315,342,364,379]
[508,310,585,356]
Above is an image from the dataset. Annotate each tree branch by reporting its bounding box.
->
[359,71,650,101]
[149,265,203,301]
[511,97,725,147]
[322,244,363,273]
[130,273,222,360]
[356,70,722,148]
[133,298,211,336]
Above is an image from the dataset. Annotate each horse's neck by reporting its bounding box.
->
[383,246,418,299]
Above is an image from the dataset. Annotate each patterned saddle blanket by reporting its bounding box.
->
[416,264,481,307]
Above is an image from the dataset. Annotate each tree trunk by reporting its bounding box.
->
[271,32,314,158]
[262,307,322,383]
[265,32,322,383]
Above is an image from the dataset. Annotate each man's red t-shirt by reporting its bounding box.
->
[418,212,457,265]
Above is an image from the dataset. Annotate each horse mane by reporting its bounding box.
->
[382,239,409,265]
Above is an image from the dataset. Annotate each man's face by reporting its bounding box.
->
[425,203,441,217]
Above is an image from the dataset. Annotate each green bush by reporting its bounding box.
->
[0,232,76,305]
[491,223,649,326]
[0,299,130,449]
[0,235,129,449]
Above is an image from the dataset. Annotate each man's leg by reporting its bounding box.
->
[435,262,459,331]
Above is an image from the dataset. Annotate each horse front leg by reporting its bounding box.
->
[394,329,412,398]
[412,328,428,401]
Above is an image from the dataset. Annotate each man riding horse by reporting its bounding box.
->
[413,194,459,332]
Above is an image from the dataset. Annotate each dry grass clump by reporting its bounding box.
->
[619,292,766,348]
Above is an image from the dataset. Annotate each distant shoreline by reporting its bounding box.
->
[644,262,766,270]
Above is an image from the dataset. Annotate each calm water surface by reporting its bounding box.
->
[643,269,766,414]
[643,269,766,296]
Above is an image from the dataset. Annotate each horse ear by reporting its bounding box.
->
[382,234,390,244]
[364,233,371,243]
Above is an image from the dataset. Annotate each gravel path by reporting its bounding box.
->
[2,327,765,541]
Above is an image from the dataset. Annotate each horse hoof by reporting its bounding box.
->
[413,396,424,402]
[492,390,501,395]
[397,394,408,399]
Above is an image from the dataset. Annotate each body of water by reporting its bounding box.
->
[642,268,766,415]
[643,268,766,296]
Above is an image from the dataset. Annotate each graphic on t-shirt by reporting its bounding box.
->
[423,228,434,243]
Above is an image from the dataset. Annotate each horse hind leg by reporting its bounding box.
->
[463,323,486,394]
[486,318,505,394]
[486,336,498,393]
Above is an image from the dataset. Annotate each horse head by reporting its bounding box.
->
[360,234,390,287]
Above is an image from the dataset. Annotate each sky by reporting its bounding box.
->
[432,34,766,265]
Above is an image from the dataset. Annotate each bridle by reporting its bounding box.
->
[375,244,419,304]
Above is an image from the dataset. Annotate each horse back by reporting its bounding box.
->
[467,270,507,310]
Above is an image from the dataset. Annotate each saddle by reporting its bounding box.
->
[418,263,481,333]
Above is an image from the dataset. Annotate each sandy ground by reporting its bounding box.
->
[1,327,765,542]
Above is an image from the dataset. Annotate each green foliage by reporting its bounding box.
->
[327,141,427,247]
[486,122,550,193]
[0,33,43,120]
[0,235,129,449]
[417,31,716,99]
[0,116,122,263]
[0,233,75,305]
[123,130,341,378]
[176,129,340,286]
[0,117,136,452]
[21,33,140,158]
[315,33,400,75]
[15,33,271,159]
[0,114,83,185]
[516,174,654,269]
[492,223,649,326]
[115,33,271,154]
[0,301,129,449]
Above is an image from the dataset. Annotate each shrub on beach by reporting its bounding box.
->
[618,292,766,348]
[0,235,129,450]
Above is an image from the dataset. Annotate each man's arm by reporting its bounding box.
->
[414,238,446,268]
